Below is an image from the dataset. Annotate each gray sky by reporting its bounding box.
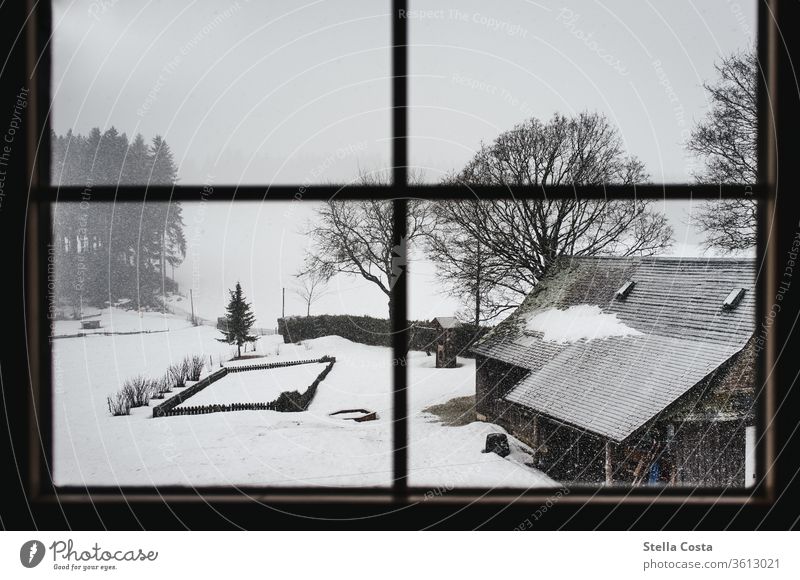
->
[410,0,756,182]
[52,1,757,324]
[52,0,391,184]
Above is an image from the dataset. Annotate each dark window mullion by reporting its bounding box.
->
[37,184,766,203]
[391,0,410,493]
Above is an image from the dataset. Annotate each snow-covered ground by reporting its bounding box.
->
[52,307,554,488]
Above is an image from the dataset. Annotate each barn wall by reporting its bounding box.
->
[534,416,606,483]
[474,356,529,420]
[670,420,747,487]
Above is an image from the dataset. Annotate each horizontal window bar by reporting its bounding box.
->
[36,184,765,202]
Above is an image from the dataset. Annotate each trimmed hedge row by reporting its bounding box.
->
[278,315,490,357]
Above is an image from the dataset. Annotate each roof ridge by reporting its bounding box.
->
[558,255,755,263]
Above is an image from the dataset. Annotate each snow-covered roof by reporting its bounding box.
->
[433,316,460,329]
[472,256,756,442]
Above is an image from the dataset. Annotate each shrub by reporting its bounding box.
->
[121,375,151,407]
[168,360,189,390]
[107,391,131,416]
[149,376,170,400]
[187,355,205,381]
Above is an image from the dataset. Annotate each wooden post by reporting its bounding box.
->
[532,415,540,451]
[605,440,614,485]
[282,287,285,318]
[190,289,196,326]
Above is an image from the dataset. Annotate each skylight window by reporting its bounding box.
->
[615,280,636,299]
[723,288,746,310]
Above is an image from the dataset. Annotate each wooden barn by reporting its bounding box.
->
[431,316,460,368]
[472,256,757,487]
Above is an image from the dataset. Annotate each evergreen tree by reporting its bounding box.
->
[50,127,185,311]
[218,282,257,358]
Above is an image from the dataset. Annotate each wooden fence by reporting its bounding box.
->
[155,358,336,417]
[224,356,335,373]
[152,367,228,418]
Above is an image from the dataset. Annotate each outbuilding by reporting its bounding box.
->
[471,256,757,487]
[431,316,460,368]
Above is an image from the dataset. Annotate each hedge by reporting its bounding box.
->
[278,315,490,358]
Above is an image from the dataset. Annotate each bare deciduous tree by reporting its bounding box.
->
[688,49,758,252]
[303,200,433,317]
[293,268,329,317]
[428,112,673,321]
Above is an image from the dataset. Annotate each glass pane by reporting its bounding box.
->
[408,199,758,489]
[410,0,757,184]
[51,0,390,185]
[50,200,394,487]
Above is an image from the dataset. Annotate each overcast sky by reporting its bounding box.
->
[410,0,756,183]
[52,1,757,324]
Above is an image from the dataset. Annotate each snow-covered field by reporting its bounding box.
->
[52,307,554,488]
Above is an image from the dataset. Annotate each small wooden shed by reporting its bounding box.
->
[431,316,460,368]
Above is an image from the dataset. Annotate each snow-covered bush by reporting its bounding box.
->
[187,355,205,381]
[121,376,151,407]
[168,360,189,390]
[106,391,131,416]
[148,376,170,400]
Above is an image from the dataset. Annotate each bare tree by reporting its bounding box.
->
[428,112,673,321]
[688,49,758,252]
[293,268,329,317]
[303,200,433,317]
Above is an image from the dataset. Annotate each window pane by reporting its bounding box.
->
[410,0,757,184]
[51,0,390,185]
[408,199,758,488]
[50,200,394,487]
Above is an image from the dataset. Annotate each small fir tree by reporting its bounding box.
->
[218,282,257,358]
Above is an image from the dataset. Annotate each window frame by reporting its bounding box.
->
[25,0,777,508]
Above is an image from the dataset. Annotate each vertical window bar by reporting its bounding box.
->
[391,0,409,492]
